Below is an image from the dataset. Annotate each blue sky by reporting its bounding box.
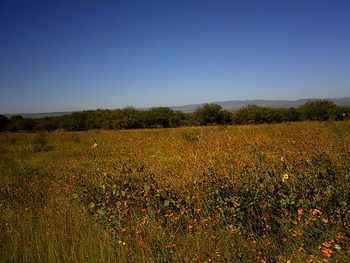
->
[1,0,350,113]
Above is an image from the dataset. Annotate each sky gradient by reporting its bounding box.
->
[1,0,350,114]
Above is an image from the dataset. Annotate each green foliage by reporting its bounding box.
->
[298,100,338,121]
[6,116,36,132]
[0,114,9,131]
[193,103,232,125]
[140,107,175,128]
[79,151,350,261]
[233,105,273,124]
[2,100,350,132]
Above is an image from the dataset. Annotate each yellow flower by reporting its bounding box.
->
[91,142,97,149]
[282,173,289,182]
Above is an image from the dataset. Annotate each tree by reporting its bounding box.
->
[233,105,291,125]
[193,103,223,125]
[0,114,9,131]
[169,111,189,127]
[140,107,175,128]
[7,115,35,132]
[116,107,142,129]
[298,100,337,121]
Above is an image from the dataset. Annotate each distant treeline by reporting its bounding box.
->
[1,100,349,132]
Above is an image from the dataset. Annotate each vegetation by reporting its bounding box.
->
[0,121,349,262]
[1,100,349,132]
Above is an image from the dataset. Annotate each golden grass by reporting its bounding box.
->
[0,121,349,262]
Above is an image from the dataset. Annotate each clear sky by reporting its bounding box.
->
[1,0,350,114]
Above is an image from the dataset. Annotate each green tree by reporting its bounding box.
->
[233,105,270,124]
[169,111,189,127]
[140,107,175,128]
[0,114,9,131]
[193,103,223,125]
[298,100,337,121]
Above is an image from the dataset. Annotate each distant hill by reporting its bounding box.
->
[4,111,75,119]
[170,97,350,113]
[3,97,350,118]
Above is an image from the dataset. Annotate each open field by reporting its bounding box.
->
[0,121,349,262]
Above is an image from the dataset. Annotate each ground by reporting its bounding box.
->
[0,121,349,262]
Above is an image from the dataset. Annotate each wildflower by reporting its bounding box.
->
[297,209,303,220]
[310,209,322,215]
[322,240,334,248]
[165,213,174,217]
[282,173,289,183]
[140,217,148,226]
[334,244,341,250]
[321,247,333,257]
[336,232,344,241]
[292,229,303,237]
[165,243,176,249]
[91,142,98,149]
[321,218,328,224]
[118,240,126,246]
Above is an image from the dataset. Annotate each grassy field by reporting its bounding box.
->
[0,121,349,262]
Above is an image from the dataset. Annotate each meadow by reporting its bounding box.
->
[0,121,349,262]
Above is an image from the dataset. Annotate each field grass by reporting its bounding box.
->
[0,121,349,262]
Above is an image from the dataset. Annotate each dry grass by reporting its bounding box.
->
[0,121,349,262]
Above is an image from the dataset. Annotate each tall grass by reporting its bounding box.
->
[0,121,349,262]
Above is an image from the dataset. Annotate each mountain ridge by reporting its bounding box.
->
[4,97,350,118]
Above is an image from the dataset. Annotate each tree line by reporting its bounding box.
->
[0,100,349,132]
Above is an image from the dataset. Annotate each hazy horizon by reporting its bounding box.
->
[2,96,350,115]
[1,0,350,114]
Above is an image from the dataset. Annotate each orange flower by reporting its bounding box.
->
[322,240,334,248]
[321,247,333,257]
[297,209,303,220]
[165,243,176,249]
[310,209,322,216]
[336,232,344,241]
[292,229,303,237]
[321,218,328,224]
[140,217,148,226]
